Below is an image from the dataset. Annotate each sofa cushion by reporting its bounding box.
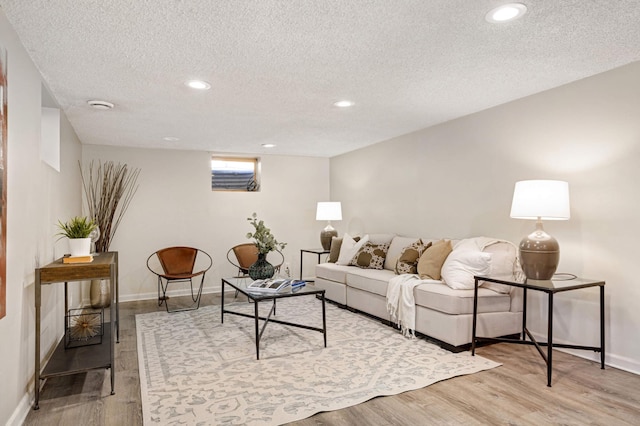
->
[417,239,453,280]
[336,234,369,265]
[395,240,432,274]
[366,233,395,245]
[441,250,491,290]
[384,236,420,270]
[350,242,389,270]
[315,263,353,284]
[414,282,511,315]
[346,268,396,297]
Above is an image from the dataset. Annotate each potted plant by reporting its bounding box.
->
[56,216,97,257]
[246,212,286,279]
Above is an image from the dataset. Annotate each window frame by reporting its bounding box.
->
[210,156,260,192]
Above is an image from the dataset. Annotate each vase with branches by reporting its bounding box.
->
[80,160,140,307]
[80,160,140,253]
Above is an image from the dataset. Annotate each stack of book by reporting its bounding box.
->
[62,254,94,264]
[247,278,306,293]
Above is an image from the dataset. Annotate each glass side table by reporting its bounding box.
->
[471,274,605,387]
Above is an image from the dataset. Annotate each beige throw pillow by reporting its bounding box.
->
[417,239,453,280]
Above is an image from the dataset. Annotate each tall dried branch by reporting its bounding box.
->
[80,160,140,252]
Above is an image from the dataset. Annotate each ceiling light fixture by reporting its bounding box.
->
[261,143,276,148]
[185,80,211,90]
[485,3,527,23]
[87,100,114,110]
[334,100,354,108]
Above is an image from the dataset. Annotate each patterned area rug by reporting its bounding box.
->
[136,296,499,425]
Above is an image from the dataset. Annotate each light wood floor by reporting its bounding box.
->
[24,293,640,425]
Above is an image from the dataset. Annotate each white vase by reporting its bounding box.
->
[68,237,91,256]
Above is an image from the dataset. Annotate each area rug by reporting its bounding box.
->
[136,297,500,425]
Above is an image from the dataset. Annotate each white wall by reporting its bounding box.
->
[330,61,640,374]
[0,11,83,425]
[81,145,330,301]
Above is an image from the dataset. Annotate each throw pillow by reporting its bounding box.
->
[336,234,369,265]
[349,242,389,269]
[441,250,492,290]
[327,237,342,263]
[328,235,360,263]
[395,240,432,275]
[417,239,453,280]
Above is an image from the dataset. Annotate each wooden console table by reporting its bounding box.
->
[34,252,119,410]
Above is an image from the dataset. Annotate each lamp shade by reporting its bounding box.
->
[510,180,570,220]
[316,202,342,221]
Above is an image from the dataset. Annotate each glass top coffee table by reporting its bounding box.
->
[221,277,327,359]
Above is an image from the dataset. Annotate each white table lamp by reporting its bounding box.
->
[510,180,570,280]
[316,202,342,250]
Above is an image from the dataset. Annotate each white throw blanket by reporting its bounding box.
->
[386,274,426,338]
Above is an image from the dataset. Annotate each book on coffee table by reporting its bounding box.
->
[247,278,305,293]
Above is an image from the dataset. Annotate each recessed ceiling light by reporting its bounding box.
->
[87,100,114,110]
[261,143,276,148]
[163,136,180,142]
[185,80,211,90]
[485,3,527,23]
[334,100,354,108]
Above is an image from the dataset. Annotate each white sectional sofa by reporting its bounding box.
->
[314,234,524,349]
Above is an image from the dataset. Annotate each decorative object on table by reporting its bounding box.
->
[246,278,305,294]
[510,180,570,280]
[245,212,286,280]
[56,216,97,257]
[80,160,140,308]
[65,307,103,348]
[316,201,342,250]
[62,254,93,264]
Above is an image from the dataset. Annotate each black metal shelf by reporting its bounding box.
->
[41,326,112,379]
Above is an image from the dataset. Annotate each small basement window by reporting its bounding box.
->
[211,157,260,191]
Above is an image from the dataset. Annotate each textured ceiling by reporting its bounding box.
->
[2,1,640,157]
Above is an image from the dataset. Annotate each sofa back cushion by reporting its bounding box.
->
[480,241,518,293]
[366,233,395,245]
[417,239,453,280]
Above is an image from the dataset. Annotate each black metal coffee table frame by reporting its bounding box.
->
[221,277,327,359]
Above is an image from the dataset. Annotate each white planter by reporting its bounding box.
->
[68,237,91,256]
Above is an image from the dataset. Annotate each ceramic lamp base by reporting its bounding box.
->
[320,226,337,251]
[519,221,560,280]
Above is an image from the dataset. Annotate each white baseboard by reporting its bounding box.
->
[119,285,224,303]
[7,390,32,426]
